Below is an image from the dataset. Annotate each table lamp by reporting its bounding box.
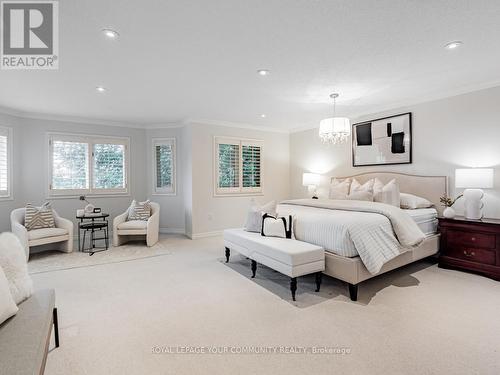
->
[302,173,321,199]
[455,168,494,220]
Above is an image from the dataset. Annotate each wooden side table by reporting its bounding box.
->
[438,216,500,281]
[76,214,110,256]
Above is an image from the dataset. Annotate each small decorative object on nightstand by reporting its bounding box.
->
[439,194,462,219]
[302,172,321,199]
[438,216,500,281]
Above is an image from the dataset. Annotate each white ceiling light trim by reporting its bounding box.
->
[444,41,463,50]
[319,93,350,144]
[102,28,120,40]
[96,86,107,93]
[257,69,270,76]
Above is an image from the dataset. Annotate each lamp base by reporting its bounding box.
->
[463,189,484,220]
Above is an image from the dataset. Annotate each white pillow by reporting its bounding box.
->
[244,200,277,233]
[350,178,375,194]
[329,178,351,199]
[261,214,294,239]
[0,265,18,325]
[400,193,433,209]
[373,178,400,207]
[128,200,151,221]
[345,191,373,202]
[0,232,34,304]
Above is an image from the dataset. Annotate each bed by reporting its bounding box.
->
[277,172,447,300]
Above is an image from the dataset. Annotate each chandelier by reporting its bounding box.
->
[319,93,350,144]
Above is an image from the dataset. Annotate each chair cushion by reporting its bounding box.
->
[117,220,148,230]
[27,228,68,241]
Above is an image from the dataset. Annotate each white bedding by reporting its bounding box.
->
[403,208,438,236]
[278,199,426,274]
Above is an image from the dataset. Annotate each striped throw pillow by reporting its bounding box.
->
[127,200,151,221]
[24,203,55,231]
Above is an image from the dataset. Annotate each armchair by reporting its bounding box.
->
[10,208,74,260]
[113,202,160,247]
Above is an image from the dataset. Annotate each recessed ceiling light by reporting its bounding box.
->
[257,69,270,76]
[444,41,463,50]
[102,28,119,40]
[260,114,267,118]
[96,86,107,93]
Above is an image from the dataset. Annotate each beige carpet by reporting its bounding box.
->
[33,235,500,375]
[28,240,172,274]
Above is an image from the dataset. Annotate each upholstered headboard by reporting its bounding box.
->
[331,172,448,214]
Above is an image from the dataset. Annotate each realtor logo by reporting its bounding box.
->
[1,1,58,69]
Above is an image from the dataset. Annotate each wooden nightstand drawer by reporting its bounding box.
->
[447,230,495,249]
[444,246,496,265]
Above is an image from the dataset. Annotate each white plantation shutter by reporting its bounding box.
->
[93,143,126,190]
[51,140,89,190]
[214,137,263,195]
[49,134,129,195]
[153,138,175,194]
[242,143,262,190]
[0,127,11,197]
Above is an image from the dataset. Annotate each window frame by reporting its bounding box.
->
[213,136,264,197]
[0,126,13,201]
[47,132,130,197]
[152,137,176,196]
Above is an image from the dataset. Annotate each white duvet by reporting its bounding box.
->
[278,199,426,274]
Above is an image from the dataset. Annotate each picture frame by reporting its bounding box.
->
[352,112,412,167]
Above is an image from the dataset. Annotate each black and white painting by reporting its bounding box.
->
[352,112,412,167]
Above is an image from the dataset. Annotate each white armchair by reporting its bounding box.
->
[10,208,74,260]
[113,202,160,247]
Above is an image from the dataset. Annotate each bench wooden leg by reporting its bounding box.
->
[348,283,358,301]
[251,260,257,278]
[290,277,297,301]
[225,247,230,263]
[53,307,60,348]
[315,272,322,292]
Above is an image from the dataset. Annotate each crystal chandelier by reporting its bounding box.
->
[319,93,350,144]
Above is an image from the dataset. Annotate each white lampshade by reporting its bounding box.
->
[319,117,350,136]
[455,168,494,189]
[302,172,321,187]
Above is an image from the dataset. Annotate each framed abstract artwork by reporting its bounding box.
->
[352,112,412,167]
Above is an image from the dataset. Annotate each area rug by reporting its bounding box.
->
[28,237,175,274]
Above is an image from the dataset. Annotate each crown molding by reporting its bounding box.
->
[289,81,500,134]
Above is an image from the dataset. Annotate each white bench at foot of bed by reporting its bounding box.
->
[223,228,324,301]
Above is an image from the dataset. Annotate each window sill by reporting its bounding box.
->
[47,193,131,200]
[0,196,13,202]
[213,192,264,198]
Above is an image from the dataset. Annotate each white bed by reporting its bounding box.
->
[279,172,447,301]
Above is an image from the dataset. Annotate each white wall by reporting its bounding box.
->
[189,122,290,237]
[145,126,185,233]
[0,115,148,232]
[290,86,500,219]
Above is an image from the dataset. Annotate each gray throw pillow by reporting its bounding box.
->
[244,200,276,233]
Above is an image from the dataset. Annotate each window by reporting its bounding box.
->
[214,137,263,195]
[153,138,176,195]
[0,126,12,199]
[49,134,129,196]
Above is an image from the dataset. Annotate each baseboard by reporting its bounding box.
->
[190,230,223,240]
[159,227,185,235]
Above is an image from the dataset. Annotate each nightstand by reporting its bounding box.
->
[438,216,500,281]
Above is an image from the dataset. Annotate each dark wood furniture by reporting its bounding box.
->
[76,213,110,256]
[439,216,500,281]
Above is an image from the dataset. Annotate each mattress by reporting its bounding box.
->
[403,208,438,236]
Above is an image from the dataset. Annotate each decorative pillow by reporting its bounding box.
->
[345,191,373,202]
[0,232,34,304]
[24,202,55,231]
[400,193,433,209]
[0,265,18,325]
[244,200,276,233]
[373,178,400,207]
[128,200,151,221]
[350,178,375,194]
[261,214,293,239]
[329,178,352,199]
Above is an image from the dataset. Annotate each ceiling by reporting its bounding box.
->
[1,0,500,130]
